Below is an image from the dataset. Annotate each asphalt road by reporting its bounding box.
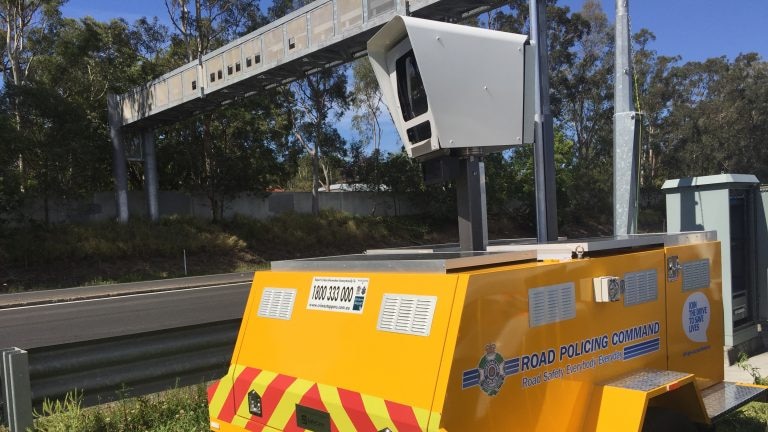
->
[0,282,251,349]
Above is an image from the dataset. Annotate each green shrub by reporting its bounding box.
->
[31,385,209,432]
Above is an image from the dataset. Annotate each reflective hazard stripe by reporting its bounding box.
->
[207,379,221,407]
[244,420,266,432]
[412,407,430,430]
[385,400,422,431]
[271,377,315,428]
[319,383,357,431]
[428,412,442,431]
[230,368,263,429]
[208,365,441,431]
[237,371,283,422]
[361,393,393,431]
[291,383,338,431]
[210,365,254,424]
[337,387,380,431]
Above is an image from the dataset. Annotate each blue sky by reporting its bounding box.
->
[60,0,768,154]
[62,0,768,62]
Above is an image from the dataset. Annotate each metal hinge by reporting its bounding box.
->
[667,256,681,282]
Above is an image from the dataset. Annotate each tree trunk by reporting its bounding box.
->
[13,103,25,192]
[195,0,203,61]
[201,115,218,221]
[3,0,31,192]
[311,140,319,215]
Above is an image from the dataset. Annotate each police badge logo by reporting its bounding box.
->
[478,343,505,396]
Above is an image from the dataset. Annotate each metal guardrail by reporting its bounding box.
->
[1,348,32,432]
[0,271,253,309]
[1,320,240,431]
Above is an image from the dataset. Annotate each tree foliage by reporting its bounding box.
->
[290,67,350,213]
[0,0,765,234]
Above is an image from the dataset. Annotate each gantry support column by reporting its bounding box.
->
[107,93,129,223]
[142,129,160,222]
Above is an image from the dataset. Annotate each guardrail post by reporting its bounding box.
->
[1,348,33,432]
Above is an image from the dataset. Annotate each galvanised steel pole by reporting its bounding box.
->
[530,0,559,243]
[613,0,641,235]
[456,150,488,252]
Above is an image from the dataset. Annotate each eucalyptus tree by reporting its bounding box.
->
[164,0,254,62]
[348,58,385,189]
[661,54,768,181]
[0,0,63,192]
[159,0,289,221]
[290,67,350,214]
[9,15,170,222]
[1,5,164,220]
[478,0,588,225]
[0,0,63,86]
[0,95,21,218]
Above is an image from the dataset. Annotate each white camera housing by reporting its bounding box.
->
[367,16,535,161]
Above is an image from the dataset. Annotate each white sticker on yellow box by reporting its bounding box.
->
[683,291,710,343]
[307,277,369,314]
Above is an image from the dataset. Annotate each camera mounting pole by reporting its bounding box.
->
[614,0,641,236]
[530,0,559,243]
[456,149,489,252]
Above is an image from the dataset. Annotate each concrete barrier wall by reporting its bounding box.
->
[14,191,417,223]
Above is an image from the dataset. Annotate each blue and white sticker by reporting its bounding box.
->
[683,292,710,342]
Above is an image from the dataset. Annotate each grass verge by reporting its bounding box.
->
[0,212,461,292]
[716,402,768,432]
[23,385,209,432]
[3,384,765,432]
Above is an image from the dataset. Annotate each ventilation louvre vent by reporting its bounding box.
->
[257,288,297,320]
[528,283,576,328]
[624,269,658,306]
[377,295,437,337]
[683,259,710,291]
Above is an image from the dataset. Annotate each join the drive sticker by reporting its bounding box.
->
[683,292,710,343]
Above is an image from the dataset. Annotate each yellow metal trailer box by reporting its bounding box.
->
[208,233,766,431]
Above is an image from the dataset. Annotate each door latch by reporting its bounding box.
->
[667,256,681,282]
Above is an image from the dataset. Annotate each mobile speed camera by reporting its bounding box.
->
[367,16,535,161]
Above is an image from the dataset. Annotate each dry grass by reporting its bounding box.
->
[0,212,458,292]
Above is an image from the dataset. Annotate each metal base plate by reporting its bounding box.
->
[271,250,537,273]
[273,232,718,272]
[702,381,768,421]
[603,369,690,392]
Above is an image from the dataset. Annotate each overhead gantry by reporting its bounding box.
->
[107,0,504,223]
